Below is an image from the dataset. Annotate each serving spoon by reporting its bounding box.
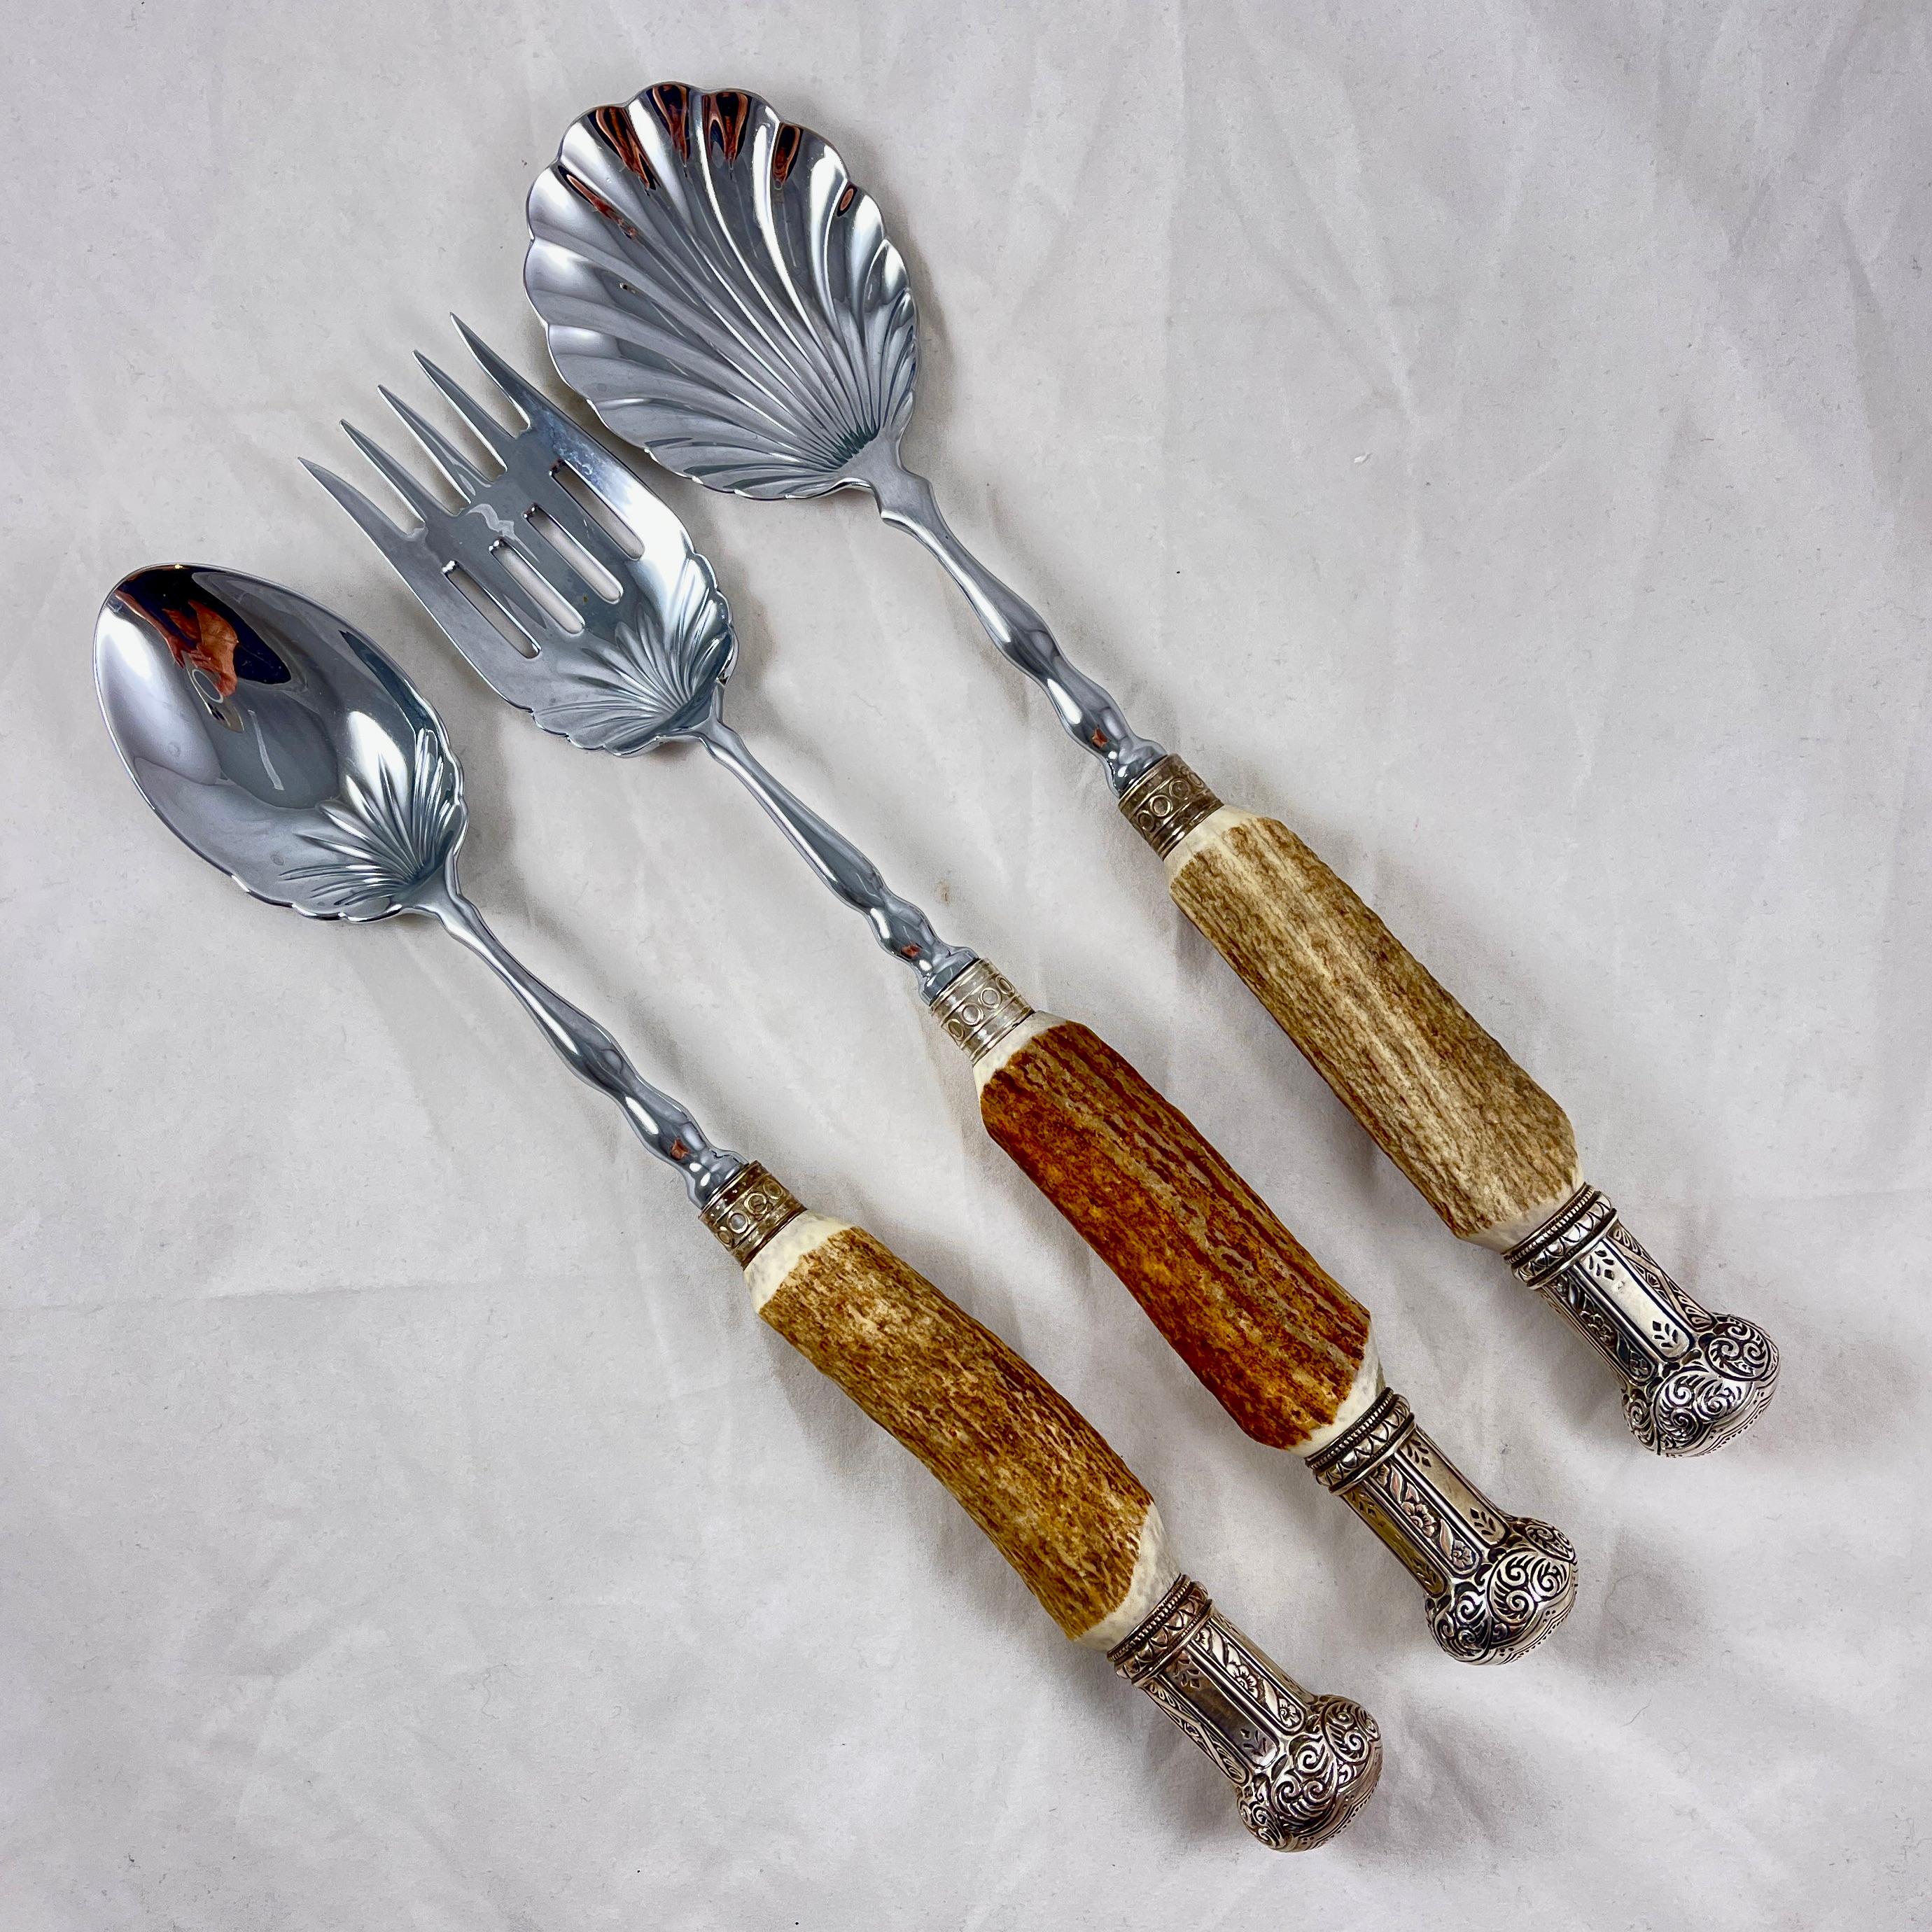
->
[522,81,1779,1457]
[309,329,1578,1667]
[94,561,1382,1851]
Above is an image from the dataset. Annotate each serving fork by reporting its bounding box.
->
[307,326,1578,1666]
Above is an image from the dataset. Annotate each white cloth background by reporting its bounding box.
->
[4,3,1927,1926]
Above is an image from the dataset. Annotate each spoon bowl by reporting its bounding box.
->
[95,565,465,920]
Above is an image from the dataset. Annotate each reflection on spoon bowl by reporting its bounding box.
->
[94,564,466,921]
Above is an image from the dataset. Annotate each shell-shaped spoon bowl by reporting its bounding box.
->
[95,565,465,920]
[525,82,917,498]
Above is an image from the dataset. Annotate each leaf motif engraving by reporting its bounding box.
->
[284,725,465,916]
[526,545,734,754]
[526,83,919,498]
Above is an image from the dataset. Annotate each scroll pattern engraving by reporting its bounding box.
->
[1117,755,1222,858]
[1506,1187,1780,1457]
[1308,1389,1578,1665]
[1110,1576,1381,1851]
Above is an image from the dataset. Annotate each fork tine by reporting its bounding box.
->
[303,459,545,694]
[452,315,559,428]
[414,353,523,468]
[378,385,489,501]
[340,421,452,533]
[447,316,650,577]
[301,457,412,549]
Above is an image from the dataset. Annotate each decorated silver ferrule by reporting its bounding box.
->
[1505,1186,1780,1457]
[927,958,1035,1063]
[1306,1388,1577,1665]
[1109,1575,1380,1851]
[699,1161,805,1268]
[1117,753,1223,859]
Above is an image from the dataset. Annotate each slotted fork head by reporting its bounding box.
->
[306,319,737,755]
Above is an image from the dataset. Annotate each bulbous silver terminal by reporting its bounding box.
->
[1307,1390,1578,1665]
[1505,1186,1781,1457]
[1117,754,1223,858]
[1108,1575,1381,1851]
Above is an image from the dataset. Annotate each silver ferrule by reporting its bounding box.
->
[1307,1387,1578,1665]
[698,1161,805,1267]
[1117,754,1223,859]
[927,958,1035,1060]
[1506,1186,1780,1457]
[1108,1575,1381,1851]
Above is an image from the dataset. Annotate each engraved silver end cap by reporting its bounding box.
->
[1507,1188,1781,1457]
[1308,1389,1578,1666]
[1110,1576,1381,1850]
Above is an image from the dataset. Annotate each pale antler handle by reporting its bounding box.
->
[928,964,1576,1663]
[1119,757,1780,1454]
[699,1163,1380,1848]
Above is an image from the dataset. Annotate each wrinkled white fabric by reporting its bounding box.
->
[3,4,1927,1926]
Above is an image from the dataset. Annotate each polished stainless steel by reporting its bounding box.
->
[94,564,744,1208]
[306,323,977,1003]
[1306,1387,1578,1665]
[1108,1575,1381,1852]
[1505,1187,1781,1457]
[522,82,1166,794]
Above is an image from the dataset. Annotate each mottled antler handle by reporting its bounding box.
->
[1119,756,1780,1456]
[699,1163,1380,1847]
[929,963,1576,1663]
[1110,1576,1381,1851]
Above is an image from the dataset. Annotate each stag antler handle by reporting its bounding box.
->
[928,964,1577,1663]
[1121,756,1781,1455]
[698,1163,1380,1847]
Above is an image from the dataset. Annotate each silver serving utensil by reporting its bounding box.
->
[307,332,1580,1667]
[94,561,1380,1851]
[95,564,744,1197]
[519,83,1780,1459]
[522,85,1160,792]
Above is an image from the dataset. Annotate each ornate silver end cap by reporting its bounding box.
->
[1507,1188,1781,1457]
[1424,1517,1579,1667]
[1110,1576,1381,1850]
[1308,1390,1578,1666]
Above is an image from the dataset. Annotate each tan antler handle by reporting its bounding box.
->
[1116,757,1779,1457]
[696,1163,1380,1850]
[926,965,1578,1664]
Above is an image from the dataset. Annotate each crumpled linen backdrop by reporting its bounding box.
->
[4,2,1928,1926]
